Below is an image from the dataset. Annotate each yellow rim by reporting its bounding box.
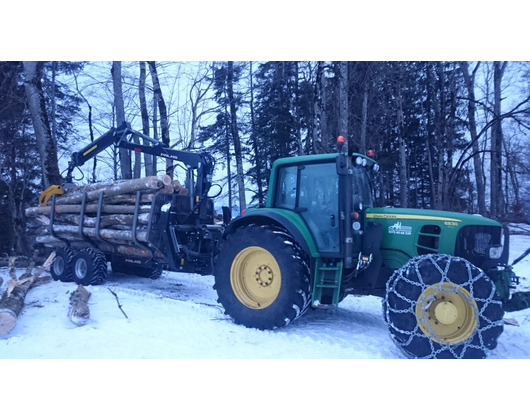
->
[415,283,478,344]
[230,246,281,310]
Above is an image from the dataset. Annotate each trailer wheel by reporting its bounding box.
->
[384,254,504,359]
[71,248,107,286]
[214,224,311,330]
[50,247,77,282]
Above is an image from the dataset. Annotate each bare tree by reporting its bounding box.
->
[490,61,508,217]
[22,61,61,188]
[147,61,172,176]
[111,61,132,179]
[249,61,264,204]
[461,61,487,215]
[227,61,246,211]
[139,61,153,176]
[338,61,349,147]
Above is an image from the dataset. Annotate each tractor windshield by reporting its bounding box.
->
[352,166,373,209]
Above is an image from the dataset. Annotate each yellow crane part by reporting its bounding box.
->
[39,185,64,206]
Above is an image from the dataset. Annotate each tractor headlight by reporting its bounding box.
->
[489,245,503,259]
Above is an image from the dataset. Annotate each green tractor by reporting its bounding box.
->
[214,142,530,359]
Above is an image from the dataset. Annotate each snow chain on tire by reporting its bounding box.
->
[384,254,504,359]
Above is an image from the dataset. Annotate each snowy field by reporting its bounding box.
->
[1,235,530,359]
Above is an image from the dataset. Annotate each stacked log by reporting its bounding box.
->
[25,175,187,258]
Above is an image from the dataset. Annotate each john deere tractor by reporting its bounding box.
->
[214,142,530,359]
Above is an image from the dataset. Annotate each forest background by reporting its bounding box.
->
[2,60,530,257]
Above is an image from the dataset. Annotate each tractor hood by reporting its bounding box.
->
[364,207,503,269]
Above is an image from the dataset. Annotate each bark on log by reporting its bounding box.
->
[96,193,155,205]
[35,237,164,259]
[68,285,91,326]
[34,213,150,229]
[42,225,149,243]
[0,252,55,334]
[54,176,164,205]
[26,204,151,217]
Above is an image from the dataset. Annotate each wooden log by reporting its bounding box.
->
[26,204,151,217]
[160,174,172,186]
[54,176,164,205]
[34,213,150,229]
[0,252,55,334]
[50,225,148,242]
[99,193,155,205]
[34,237,165,259]
[68,285,91,326]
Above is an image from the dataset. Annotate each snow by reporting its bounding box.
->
[1,234,530,360]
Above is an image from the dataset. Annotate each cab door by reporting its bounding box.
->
[298,162,340,254]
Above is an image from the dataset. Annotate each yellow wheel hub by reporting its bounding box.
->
[415,283,478,344]
[230,246,281,310]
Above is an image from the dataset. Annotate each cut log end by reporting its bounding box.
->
[68,285,91,327]
[0,309,17,335]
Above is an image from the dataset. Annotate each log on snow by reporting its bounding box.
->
[54,176,164,205]
[0,252,55,334]
[68,285,91,326]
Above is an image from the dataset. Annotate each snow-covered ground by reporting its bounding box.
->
[1,235,530,359]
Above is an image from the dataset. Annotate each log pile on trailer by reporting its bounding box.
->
[25,175,188,260]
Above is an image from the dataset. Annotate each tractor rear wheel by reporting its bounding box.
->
[50,247,77,282]
[71,248,107,286]
[214,224,311,330]
[384,254,504,359]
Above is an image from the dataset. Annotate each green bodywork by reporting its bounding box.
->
[233,207,321,258]
[227,151,520,306]
[364,207,502,270]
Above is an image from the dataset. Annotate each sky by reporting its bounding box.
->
[3,231,530,359]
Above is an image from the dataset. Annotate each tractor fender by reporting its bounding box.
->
[223,210,318,258]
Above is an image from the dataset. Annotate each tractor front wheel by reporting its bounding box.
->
[214,224,311,330]
[384,254,504,359]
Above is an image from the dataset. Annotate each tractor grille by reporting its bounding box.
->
[455,225,502,268]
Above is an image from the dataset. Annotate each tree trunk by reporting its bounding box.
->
[249,61,264,205]
[139,61,153,176]
[23,61,61,188]
[490,61,507,217]
[338,61,349,147]
[68,285,91,326]
[360,83,368,154]
[294,61,304,156]
[227,61,246,212]
[397,89,408,208]
[147,61,172,177]
[461,61,487,215]
[112,61,132,179]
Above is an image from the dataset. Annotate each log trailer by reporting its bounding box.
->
[41,122,228,284]
[39,126,530,359]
